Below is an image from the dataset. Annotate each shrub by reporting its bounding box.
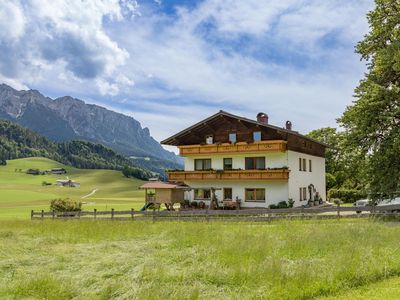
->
[288,198,295,208]
[328,189,367,203]
[190,201,198,208]
[42,181,52,186]
[277,201,289,209]
[26,169,40,175]
[50,198,82,212]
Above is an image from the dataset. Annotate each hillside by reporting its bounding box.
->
[0,84,182,168]
[0,157,145,219]
[0,120,153,179]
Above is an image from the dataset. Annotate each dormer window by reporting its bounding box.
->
[253,131,262,142]
[229,133,236,143]
[205,135,213,144]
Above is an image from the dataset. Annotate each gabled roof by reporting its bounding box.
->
[161,110,328,147]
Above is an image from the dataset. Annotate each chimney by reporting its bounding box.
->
[285,120,292,130]
[256,112,268,124]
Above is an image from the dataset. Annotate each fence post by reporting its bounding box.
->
[41,210,44,220]
[94,208,97,219]
[337,204,340,219]
[152,208,156,222]
[52,211,55,219]
[131,208,134,220]
[111,208,114,220]
[31,210,34,219]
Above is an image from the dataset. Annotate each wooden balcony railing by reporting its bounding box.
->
[167,169,289,181]
[178,140,287,156]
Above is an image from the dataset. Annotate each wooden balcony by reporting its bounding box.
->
[167,169,289,181]
[178,140,287,156]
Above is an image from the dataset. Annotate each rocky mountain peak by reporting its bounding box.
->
[0,83,182,167]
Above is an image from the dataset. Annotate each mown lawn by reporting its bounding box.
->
[1,219,400,299]
[0,157,145,219]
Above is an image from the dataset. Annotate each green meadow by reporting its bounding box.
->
[2,158,400,299]
[1,219,400,299]
[0,157,145,219]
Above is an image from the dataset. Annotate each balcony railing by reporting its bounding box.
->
[167,169,289,181]
[178,140,287,156]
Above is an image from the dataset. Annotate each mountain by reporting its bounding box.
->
[0,84,182,170]
[0,119,153,179]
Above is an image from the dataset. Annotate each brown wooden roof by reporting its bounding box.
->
[161,110,329,150]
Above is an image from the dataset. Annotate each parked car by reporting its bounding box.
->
[377,197,400,213]
[353,199,371,213]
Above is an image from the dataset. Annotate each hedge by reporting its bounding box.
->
[327,189,367,203]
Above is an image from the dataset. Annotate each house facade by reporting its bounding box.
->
[161,111,327,208]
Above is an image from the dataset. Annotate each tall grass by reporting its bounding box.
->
[1,219,400,299]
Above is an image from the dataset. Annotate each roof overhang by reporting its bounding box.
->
[161,110,329,148]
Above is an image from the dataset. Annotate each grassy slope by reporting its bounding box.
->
[1,219,400,299]
[0,157,145,219]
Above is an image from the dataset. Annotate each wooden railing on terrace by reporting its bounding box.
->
[167,169,289,181]
[30,204,400,221]
[178,140,287,156]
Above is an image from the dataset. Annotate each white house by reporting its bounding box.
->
[161,111,327,208]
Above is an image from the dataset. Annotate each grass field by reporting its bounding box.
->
[1,219,400,299]
[0,157,145,219]
[2,158,400,299]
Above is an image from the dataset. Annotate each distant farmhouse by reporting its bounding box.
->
[51,168,67,175]
[162,111,327,208]
[56,179,80,188]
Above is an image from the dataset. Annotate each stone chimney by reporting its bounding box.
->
[285,120,292,130]
[256,112,268,124]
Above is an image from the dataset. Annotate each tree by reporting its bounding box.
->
[307,127,367,191]
[339,0,400,198]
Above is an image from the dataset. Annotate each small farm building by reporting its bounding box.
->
[56,179,80,188]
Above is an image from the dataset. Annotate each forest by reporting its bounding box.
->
[0,120,153,180]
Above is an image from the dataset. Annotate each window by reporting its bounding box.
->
[205,135,213,144]
[245,188,265,202]
[309,160,312,172]
[194,189,211,200]
[245,157,265,170]
[303,158,307,171]
[299,158,302,171]
[253,131,262,142]
[300,187,307,201]
[194,159,212,170]
[223,158,233,170]
[299,158,307,171]
[229,133,237,143]
[224,188,233,200]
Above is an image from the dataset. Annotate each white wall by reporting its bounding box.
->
[184,152,288,171]
[185,180,289,208]
[181,150,326,208]
[287,150,326,207]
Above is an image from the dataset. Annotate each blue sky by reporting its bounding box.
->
[0,0,374,151]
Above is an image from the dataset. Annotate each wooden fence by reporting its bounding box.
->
[31,204,400,222]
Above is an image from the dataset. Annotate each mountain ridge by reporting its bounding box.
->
[0,84,182,168]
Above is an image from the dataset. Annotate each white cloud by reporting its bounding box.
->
[0,0,375,149]
[108,0,373,144]
[0,1,26,41]
[0,0,138,94]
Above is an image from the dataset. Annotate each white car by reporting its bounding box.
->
[377,197,400,206]
[353,199,371,213]
[377,197,400,213]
